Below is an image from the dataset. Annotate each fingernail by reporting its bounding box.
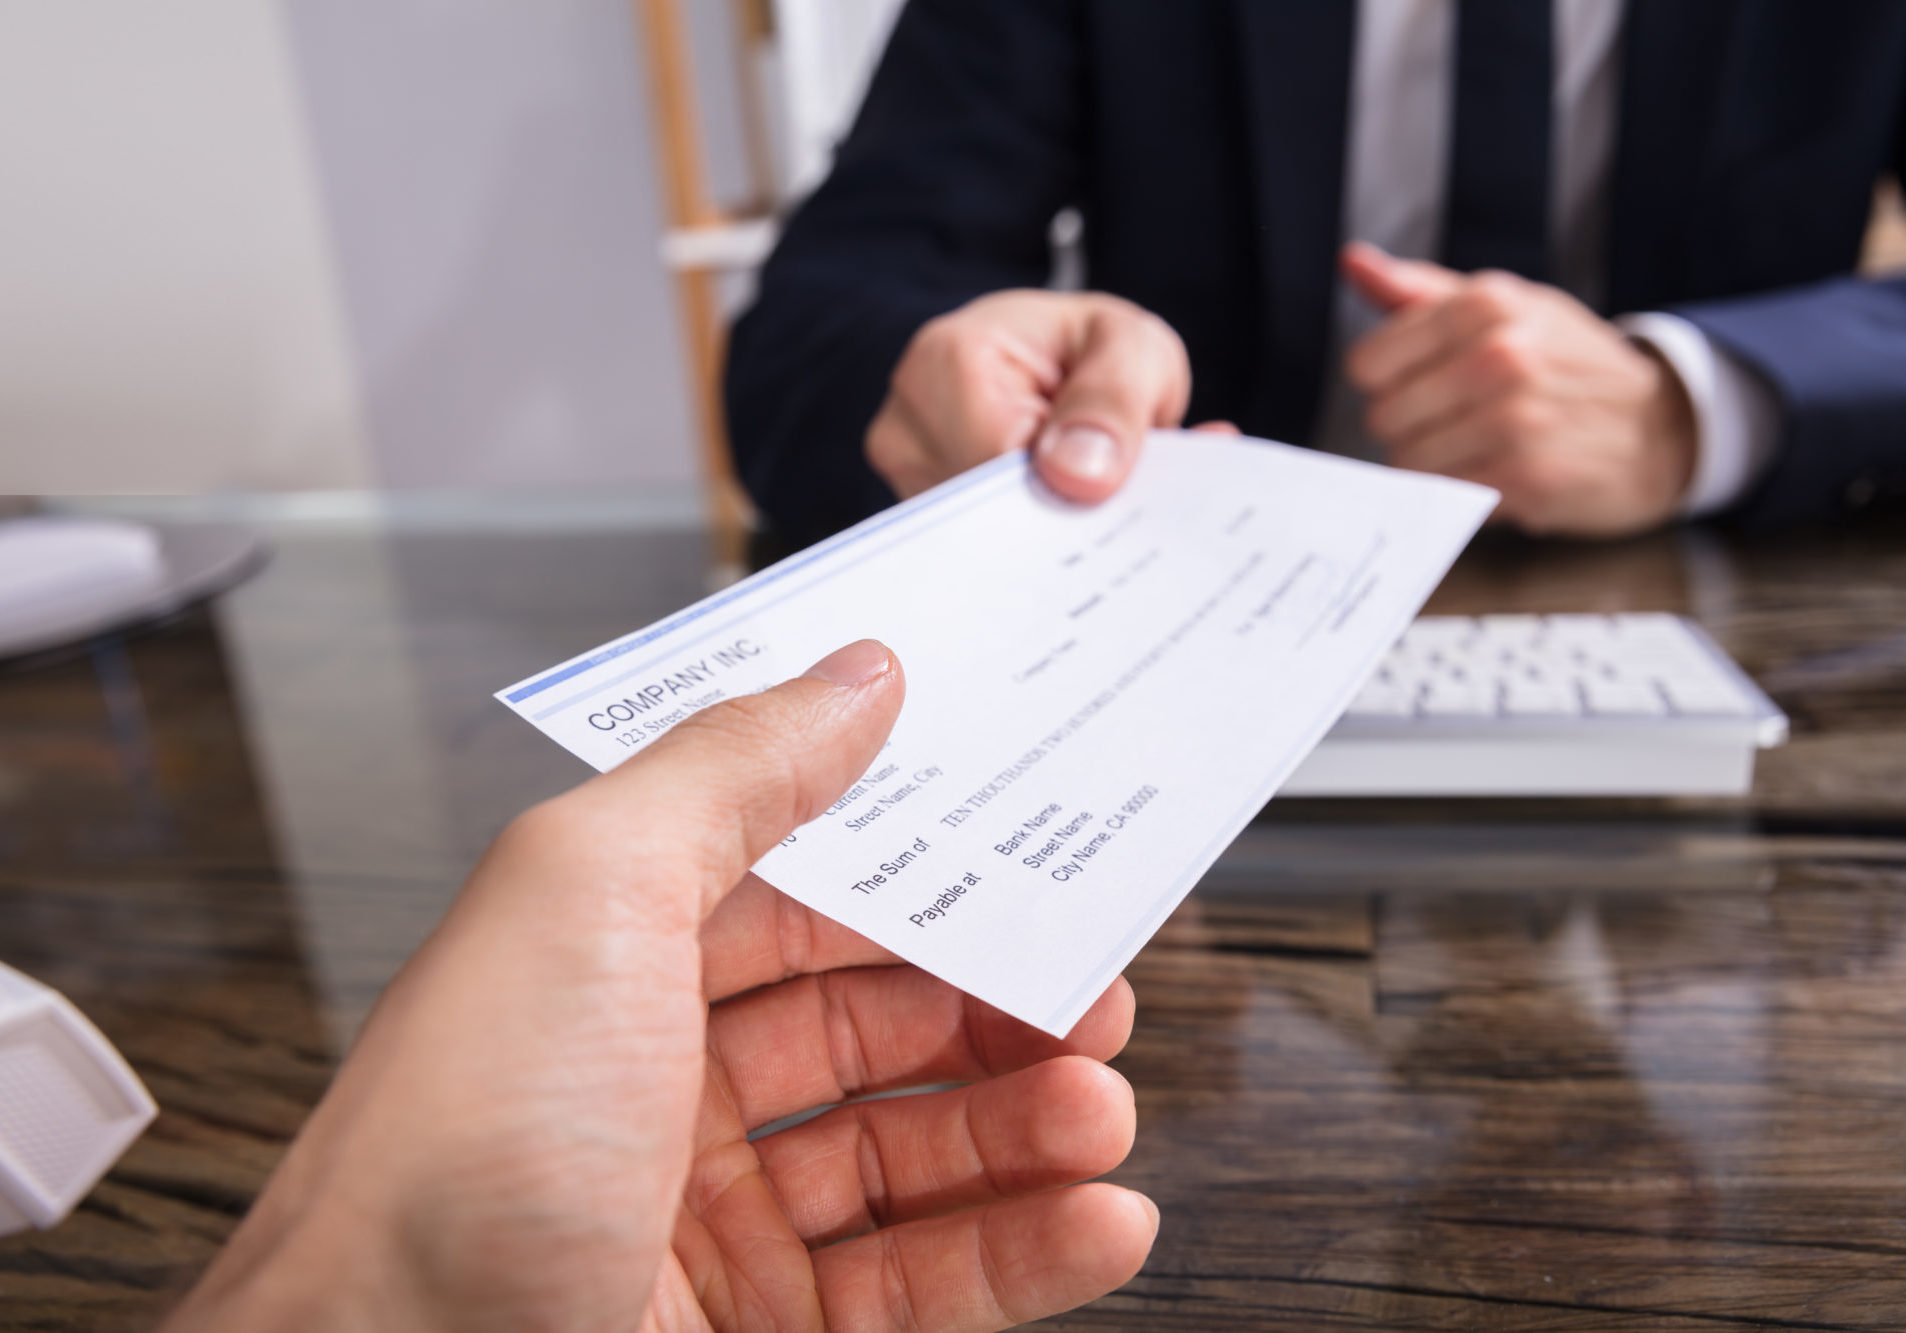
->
[802,639,893,687]
[1136,1192,1161,1233]
[1037,424,1121,482]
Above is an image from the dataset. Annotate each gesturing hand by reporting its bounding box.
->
[868,289,1193,503]
[166,640,1156,1332]
[1342,242,1697,537]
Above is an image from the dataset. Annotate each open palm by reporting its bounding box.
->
[641,877,1151,1331]
[166,646,1156,1333]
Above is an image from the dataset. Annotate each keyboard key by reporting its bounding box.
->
[1348,680,1418,716]
[1400,618,1477,652]
[1543,614,1618,648]
[1582,676,1667,715]
[1660,677,1753,715]
[1421,679,1497,715]
[1618,618,1711,668]
[1614,612,1685,639]
[1430,646,1491,677]
[1476,614,1542,649]
[1502,680,1581,715]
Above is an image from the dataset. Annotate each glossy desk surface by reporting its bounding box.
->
[3,505,1904,1330]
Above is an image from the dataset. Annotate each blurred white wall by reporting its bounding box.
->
[0,1,374,492]
[280,0,697,492]
[0,0,702,496]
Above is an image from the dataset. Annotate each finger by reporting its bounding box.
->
[495,640,905,932]
[875,300,1062,495]
[1384,402,1513,479]
[1339,240,1462,313]
[1436,456,1526,529]
[1347,269,1524,396]
[813,1181,1158,1331]
[1034,304,1190,503]
[1364,339,1505,446]
[1366,369,1471,449]
[870,380,1044,499]
[1456,445,1576,535]
[699,874,899,1002]
[1464,473,1529,529]
[1372,310,1561,448]
[707,965,1136,1132]
[1190,419,1241,434]
[751,1055,1136,1245]
[866,399,953,500]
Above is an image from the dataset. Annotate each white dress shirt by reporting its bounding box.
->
[1317,0,1778,515]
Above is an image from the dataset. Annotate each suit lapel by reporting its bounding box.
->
[1606,0,1741,312]
[1231,0,1357,443]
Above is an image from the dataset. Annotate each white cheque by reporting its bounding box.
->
[497,432,1494,1036]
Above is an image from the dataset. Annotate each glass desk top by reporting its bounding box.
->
[4,500,1904,1330]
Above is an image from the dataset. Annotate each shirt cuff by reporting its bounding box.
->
[1617,311,1782,518]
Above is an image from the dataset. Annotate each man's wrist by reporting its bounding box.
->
[1633,339,1699,516]
[1618,310,1781,517]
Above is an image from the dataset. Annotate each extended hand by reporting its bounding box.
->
[868,289,1195,502]
[1343,242,1697,537]
[166,640,1155,1332]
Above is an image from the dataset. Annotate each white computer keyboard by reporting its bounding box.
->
[1283,614,1787,797]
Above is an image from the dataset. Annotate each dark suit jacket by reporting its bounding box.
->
[726,0,1906,541]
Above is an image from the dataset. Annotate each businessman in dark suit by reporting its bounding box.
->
[726,0,1906,544]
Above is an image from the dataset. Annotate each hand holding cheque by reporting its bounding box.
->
[873,245,1696,537]
[166,644,1153,1332]
[866,289,1198,503]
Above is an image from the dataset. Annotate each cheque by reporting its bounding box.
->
[497,432,1494,1036]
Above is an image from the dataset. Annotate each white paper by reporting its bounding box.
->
[497,432,1494,1036]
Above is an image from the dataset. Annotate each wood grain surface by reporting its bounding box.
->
[2,508,1903,1330]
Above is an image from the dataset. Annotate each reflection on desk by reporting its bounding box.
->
[2,504,1904,1330]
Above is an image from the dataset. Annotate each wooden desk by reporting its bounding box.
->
[3,508,1904,1330]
